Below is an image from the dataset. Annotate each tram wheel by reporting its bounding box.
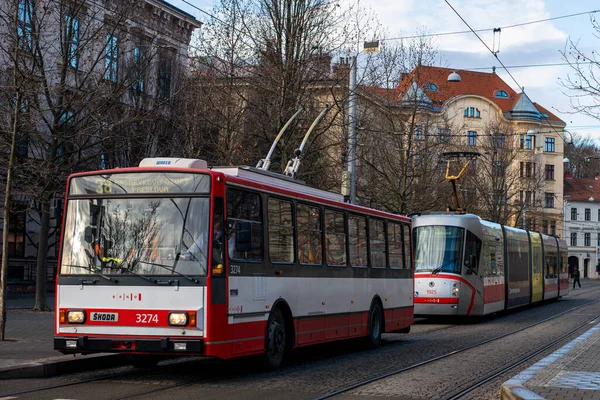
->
[263,307,287,370]
[126,354,161,368]
[365,300,383,349]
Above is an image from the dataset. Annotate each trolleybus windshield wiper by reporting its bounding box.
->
[130,259,201,284]
[431,266,443,275]
[115,260,155,284]
[63,264,116,283]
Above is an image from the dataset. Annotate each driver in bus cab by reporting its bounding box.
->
[182,213,233,264]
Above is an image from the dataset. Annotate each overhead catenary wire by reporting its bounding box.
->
[383,9,600,42]
[444,0,573,145]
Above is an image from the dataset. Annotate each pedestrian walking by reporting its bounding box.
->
[572,266,581,289]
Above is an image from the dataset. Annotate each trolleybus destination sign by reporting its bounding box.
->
[69,172,211,195]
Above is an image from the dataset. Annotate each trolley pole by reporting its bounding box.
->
[347,56,357,204]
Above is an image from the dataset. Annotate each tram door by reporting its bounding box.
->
[464,231,484,304]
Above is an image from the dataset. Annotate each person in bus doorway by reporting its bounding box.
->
[572,266,581,289]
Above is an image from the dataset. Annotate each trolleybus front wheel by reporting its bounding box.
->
[365,300,383,349]
[263,308,287,370]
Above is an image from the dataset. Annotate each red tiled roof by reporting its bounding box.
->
[564,178,600,202]
[396,66,564,123]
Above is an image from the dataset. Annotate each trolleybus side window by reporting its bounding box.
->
[325,209,346,267]
[297,203,323,266]
[402,224,411,270]
[349,215,367,267]
[387,222,403,269]
[226,188,263,261]
[268,198,295,263]
[464,231,482,275]
[370,218,386,268]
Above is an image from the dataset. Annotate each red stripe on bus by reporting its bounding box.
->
[415,273,476,315]
[414,297,459,304]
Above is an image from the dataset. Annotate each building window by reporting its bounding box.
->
[525,191,532,205]
[571,208,578,220]
[521,162,535,178]
[545,137,555,152]
[414,125,423,141]
[544,192,554,208]
[585,232,591,246]
[550,221,556,236]
[8,202,26,257]
[158,54,172,100]
[493,161,504,177]
[585,208,591,221]
[542,220,548,235]
[570,232,577,246]
[597,232,600,247]
[467,131,477,146]
[520,134,536,150]
[17,0,33,50]
[545,164,554,180]
[494,89,509,98]
[494,133,505,149]
[65,15,79,69]
[464,107,480,118]
[132,46,145,93]
[598,209,600,221]
[438,128,451,144]
[424,83,438,92]
[104,34,118,82]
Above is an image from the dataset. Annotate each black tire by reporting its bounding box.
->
[263,307,287,370]
[365,300,383,349]
[126,354,161,368]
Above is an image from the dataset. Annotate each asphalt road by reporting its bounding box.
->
[2,283,600,400]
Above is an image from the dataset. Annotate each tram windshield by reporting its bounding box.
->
[414,226,464,274]
[60,197,210,276]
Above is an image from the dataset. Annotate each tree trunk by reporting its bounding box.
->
[0,102,19,339]
[33,194,52,311]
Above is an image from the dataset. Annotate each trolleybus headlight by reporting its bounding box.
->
[67,310,86,324]
[452,282,460,296]
[168,312,189,326]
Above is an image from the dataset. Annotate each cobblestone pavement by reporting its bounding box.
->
[2,281,600,400]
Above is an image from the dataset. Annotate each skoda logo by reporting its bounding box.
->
[429,281,435,288]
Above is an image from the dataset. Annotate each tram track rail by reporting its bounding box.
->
[312,296,600,400]
[3,287,599,400]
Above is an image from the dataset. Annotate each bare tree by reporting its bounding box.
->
[564,132,600,178]
[0,0,190,310]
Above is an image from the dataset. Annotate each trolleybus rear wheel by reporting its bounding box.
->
[263,308,287,369]
[365,301,383,349]
[126,354,161,368]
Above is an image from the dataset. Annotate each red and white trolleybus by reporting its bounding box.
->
[54,158,414,368]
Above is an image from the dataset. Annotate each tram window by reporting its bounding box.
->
[403,224,411,270]
[388,222,403,269]
[268,198,294,263]
[370,219,386,268]
[464,231,482,275]
[297,204,322,265]
[325,210,346,266]
[227,188,263,261]
[349,215,367,267]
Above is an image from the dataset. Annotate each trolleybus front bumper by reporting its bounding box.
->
[54,336,204,354]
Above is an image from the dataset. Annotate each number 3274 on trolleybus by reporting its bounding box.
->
[54,158,414,368]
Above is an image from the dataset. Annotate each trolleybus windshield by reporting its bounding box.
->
[414,226,464,274]
[60,173,212,277]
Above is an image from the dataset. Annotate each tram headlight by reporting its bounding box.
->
[452,282,460,297]
[67,310,86,324]
[168,312,189,326]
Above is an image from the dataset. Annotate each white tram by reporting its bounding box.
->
[413,213,569,317]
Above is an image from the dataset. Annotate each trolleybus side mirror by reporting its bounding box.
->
[235,221,252,253]
[84,226,94,243]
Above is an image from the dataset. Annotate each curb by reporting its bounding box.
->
[500,384,544,400]
[0,354,127,379]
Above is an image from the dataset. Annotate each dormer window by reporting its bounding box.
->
[494,89,509,98]
[464,107,480,118]
[424,83,438,92]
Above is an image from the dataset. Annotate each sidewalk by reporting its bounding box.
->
[0,293,125,379]
[501,319,600,399]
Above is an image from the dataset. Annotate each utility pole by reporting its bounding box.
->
[347,56,357,204]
